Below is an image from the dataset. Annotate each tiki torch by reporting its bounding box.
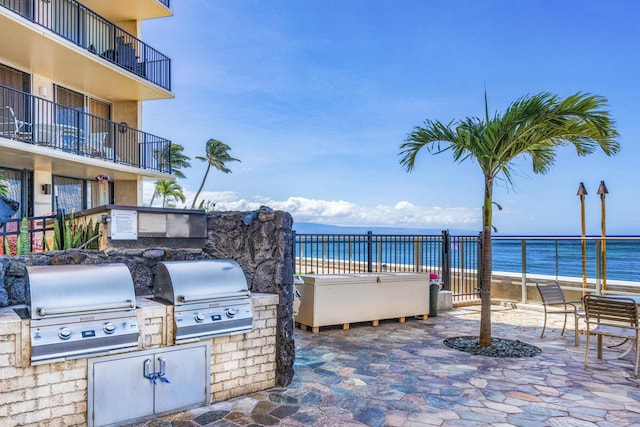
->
[577,183,588,296]
[597,181,608,292]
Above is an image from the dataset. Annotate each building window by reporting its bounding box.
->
[0,63,30,92]
[0,63,31,129]
[0,167,32,218]
[53,176,84,213]
[53,175,112,213]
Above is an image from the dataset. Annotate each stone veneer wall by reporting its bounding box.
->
[202,208,295,386]
[0,293,278,426]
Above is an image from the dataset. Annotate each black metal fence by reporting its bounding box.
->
[0,84,171,173]
[0,0,171,90]
[293,230,481,302]
[0,214,56,254]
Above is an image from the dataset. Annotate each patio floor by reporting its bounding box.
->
[128,305,640,426]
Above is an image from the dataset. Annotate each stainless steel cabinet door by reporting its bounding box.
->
[154,344,209,413]
[90,353,154,426]
[88,343,210,426]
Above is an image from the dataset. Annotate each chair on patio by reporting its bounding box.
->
[583,295,640,377]
[0,106,30,139]
[536,282,585,346]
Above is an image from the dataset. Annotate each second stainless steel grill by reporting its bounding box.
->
[27,263,139,365]
[154,260,253,343]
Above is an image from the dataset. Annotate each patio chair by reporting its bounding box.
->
[536,282,585,346]
[0,106,30,139]
[583,295,640,377]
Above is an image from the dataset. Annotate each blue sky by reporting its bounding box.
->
[142,0,640,235]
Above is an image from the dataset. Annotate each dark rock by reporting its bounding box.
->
[143,249,165,259]
[193,410,228,424]
[443,336,542,357]
[269,405,299,419]
[268,392,298,405]
[0,286,7,306]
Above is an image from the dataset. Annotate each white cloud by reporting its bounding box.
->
[142,182,479,229]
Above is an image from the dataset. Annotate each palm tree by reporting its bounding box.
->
[399,92,619,347]
[149,144,191,207]
[0,170,8,197]
[190,139,240,209]
[154,179,186,208]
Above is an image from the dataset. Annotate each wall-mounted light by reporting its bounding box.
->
[38,86,48,97]
[41,184,52,195]
[100,214,111,224]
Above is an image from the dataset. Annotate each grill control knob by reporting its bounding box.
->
[225,308,238,318]
[58,327,72,340]
[194,313,206,323]
[103,322,116,334]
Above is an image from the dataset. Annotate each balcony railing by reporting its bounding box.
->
[0,0,171,91]
[0,84,171,174]
[159,0,170,8]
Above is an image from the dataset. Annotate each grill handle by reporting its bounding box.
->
[177,291,250,303]
[37,300,135,317]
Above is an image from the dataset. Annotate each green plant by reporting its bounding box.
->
[52,212,101,250]
[15,217,30,255]
[400,91,619,346]
[190,139,240,209]
[197,199,216,212]
[0,170,8,197]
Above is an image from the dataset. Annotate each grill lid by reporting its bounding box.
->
[154,260,249,305]
[28,263,136,320]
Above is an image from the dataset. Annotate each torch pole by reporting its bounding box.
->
[577,183,588,296]
[598,181,608,292]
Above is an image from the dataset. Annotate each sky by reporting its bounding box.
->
[141,0,640,235]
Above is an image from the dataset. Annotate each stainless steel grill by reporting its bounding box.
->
[154,260,253,343]
[28,263,139,365]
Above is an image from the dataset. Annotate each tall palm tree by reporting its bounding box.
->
[190,139,240,209]
[154,179,186,208]
[399,92,619,346]
[149,143,191,207]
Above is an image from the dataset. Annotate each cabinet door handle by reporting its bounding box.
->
[158,357,166,376]
[157,357,171,384]
[143,358,153,379]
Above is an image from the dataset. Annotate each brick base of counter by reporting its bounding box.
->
[0,293,279,426]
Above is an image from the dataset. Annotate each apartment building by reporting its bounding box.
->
[0,0,173,218]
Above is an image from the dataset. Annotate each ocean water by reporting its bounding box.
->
[295,235,640,282]
[492,239,640,282]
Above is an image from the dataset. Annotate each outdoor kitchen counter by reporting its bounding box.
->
[0,305,28,367]
[0,292,280,426]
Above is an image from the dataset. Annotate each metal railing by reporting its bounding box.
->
[293,230,481,302]
[294,231,640,302]
[493,235,640,299]
[0,0,171,91]
[158,0,170,8]
[0,214,56,254]
[0,84,171,173]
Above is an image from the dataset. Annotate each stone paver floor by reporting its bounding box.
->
[128,305,640,426]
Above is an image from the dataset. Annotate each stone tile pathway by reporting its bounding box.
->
[128,305,640,426]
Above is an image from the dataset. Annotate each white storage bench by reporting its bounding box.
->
[294,273,430,333]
